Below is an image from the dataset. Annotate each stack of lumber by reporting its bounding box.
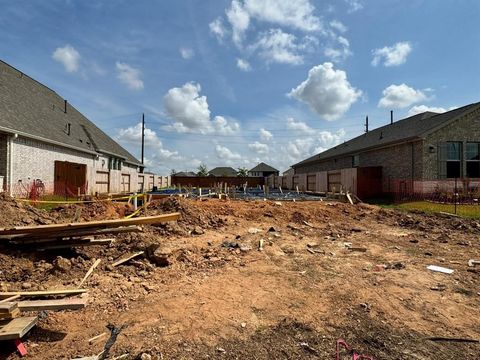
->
[0,289,88,341]
[0,213,180,250]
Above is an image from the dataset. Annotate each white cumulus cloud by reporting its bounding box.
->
[180,47,194,59]
[378,83,427,108]
[236,58,252,71]
[372,41,412,67]
[226,0,251,46]
[286,118,315,134]
[52,44,81,73]
[248,141,269,154]
[163,82,240,134]
[259,128,273,141]
[116,123,181,163]
[242,0,321,32]
[212,0,322,66]
[215,144,242,160]
[408,104,456,116]
[329,20,347,33]
[288,62,362,120]
[115,62,144,90]
[209,17,228,41]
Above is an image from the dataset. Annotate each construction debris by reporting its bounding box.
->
[79,259,102,287]
[111,251,145,267]
[427,265,454,274]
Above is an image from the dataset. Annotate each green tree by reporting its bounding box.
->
[197,163,209,176]
[237,167,248,177]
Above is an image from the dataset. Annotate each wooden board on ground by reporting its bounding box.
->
[79,259,101,287]
[0,316,37,340]
[17,298,87,312]
[0,289,87,299]
[112,251,144,267]
[0,295,20,304]
[37,238,114,250]
[0,213,180,236]
[0,302,18,313]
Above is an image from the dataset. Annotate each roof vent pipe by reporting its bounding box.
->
[390,110,393,124]
[67,123,71,136]
[64,100,67,114]
[365,115,369,133]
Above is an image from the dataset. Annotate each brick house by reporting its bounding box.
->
[0,59,165,196]
[248,162,279,177]
[291,102,480,195]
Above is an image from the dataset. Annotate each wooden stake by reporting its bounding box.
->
[111,251,144,267]
[79,259,101,287]
[0,289,86,299]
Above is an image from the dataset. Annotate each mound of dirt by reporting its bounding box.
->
[0,194,53,227]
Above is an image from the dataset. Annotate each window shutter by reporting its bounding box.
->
[438,142,447,179]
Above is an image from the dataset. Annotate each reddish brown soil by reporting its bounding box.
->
[0,197,479,359]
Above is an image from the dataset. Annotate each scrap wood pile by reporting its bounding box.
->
[0,211,181,356]
[0,213,181,251]
[0,288,86,345]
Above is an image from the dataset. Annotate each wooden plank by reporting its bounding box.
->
[0,295,20,304]
[0,289,87,299]
[0,308,20,320]
[79,259,101,287]
[16,298,86,312]
[0,316,37,340]
[37,239,114,250]
[0,302,18,313]
[112,251,144,267]
[346,192,354,205]
[0,213,180,236]
[4,225,143,242]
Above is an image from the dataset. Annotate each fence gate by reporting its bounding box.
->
[121,174,131,193]
[95,171,109,194]
[307,175,316,191]
[328,171,341,192]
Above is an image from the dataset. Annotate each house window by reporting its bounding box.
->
[108,157,122,171]
[466,142,480,178]
[352,154,359,167]
[446,142,461,178]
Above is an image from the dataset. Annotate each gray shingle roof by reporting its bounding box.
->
[208,167,238,177]
[293,102,480,167]
[0,60,143,166]
[249,162,278,172]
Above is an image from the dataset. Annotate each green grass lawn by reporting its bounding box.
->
[385,200,480,219]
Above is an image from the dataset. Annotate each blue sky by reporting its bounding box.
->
[1,0,479,174]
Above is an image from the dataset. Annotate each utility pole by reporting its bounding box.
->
[141,113,145,173]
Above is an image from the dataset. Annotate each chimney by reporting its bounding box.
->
[64,100,67,114]
[390,110,393,124]
[365,115,369,133]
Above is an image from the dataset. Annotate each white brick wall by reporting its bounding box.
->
[11,136,97,192]
[5,135,171,196]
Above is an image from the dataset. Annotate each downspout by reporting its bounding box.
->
[411,142,414,191]
[8,134,16,196]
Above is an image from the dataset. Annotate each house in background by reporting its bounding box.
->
[173,171,197,177]
[248,162,279,177]
[208,167,238,177]
[0,59,168,196]
[291,102,480,195]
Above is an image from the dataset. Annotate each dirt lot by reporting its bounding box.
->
[0,196,479,360]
